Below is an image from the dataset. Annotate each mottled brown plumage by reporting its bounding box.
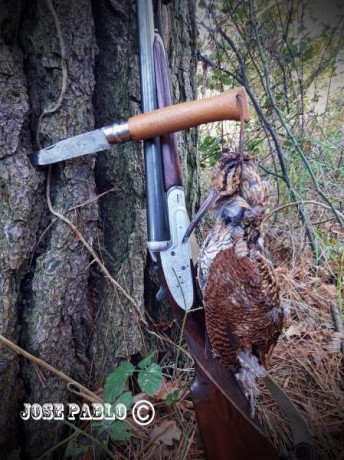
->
[188,152,284,413]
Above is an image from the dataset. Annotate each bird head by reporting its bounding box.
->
[183,152,251,242]
[211,152,243,196]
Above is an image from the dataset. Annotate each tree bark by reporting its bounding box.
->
[0,0,198,458]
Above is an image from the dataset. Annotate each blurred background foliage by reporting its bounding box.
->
[195,0,343,287]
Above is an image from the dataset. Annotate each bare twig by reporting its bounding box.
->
[29,186,117,266]
[66,186,118,213]
[263,200,344,223]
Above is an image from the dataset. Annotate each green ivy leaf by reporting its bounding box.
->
[138,351,156,370]
[104,362,135,404]
[115,391,133,409]
[138,363,162,395]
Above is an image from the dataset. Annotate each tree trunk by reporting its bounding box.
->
[0,0,198,458]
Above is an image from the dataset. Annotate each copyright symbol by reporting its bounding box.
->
[132,400,155,426]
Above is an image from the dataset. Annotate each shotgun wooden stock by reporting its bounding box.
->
[129,87,250,140]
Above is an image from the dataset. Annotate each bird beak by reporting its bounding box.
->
[183,188,220,243]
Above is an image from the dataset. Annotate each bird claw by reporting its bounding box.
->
[211,349,221,359]
[236,352,267,418]
[237,367,260,418]
[237,351,266,378]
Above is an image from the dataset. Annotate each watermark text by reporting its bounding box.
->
[20,401,155,426]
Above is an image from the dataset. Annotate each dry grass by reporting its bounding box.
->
[255,230,344,460]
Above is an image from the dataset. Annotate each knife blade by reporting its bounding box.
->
[29,128,112,166]
[29,88,250,166]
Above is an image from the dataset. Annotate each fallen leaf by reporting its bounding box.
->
[150,420,182,446]
[155,378,180,401]
[133,392,150,403]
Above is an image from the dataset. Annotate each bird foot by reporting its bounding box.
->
[211,349,221,359]
[237,351,266,378]
[237,368,259,418]
[237,367,260,418]
[236,352,266,418]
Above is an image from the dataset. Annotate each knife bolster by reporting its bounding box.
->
[103,121,131,144]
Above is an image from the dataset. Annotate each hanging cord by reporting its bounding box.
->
[236,93,245,182]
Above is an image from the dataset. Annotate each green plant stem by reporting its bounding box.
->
[173,310,189,380]
[172,269,191,379]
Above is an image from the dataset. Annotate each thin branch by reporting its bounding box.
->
[263,200,344,223]
[66,186,118,213]
[258,162,284,181]
[29,187,117,266]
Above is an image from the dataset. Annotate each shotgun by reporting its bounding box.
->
[135,1,279,459]
[137,2,314,460]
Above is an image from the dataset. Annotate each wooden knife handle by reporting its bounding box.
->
[128,87,250,141]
